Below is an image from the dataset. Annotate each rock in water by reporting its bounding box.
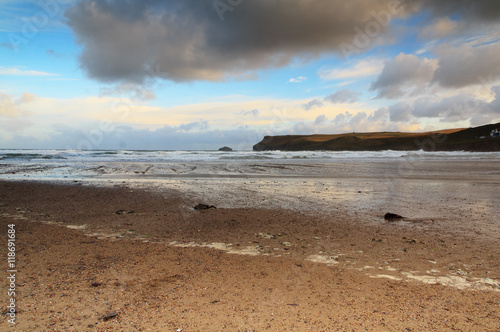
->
[194,204,216,210]
[218,146,233,151]
[384,212,404,221]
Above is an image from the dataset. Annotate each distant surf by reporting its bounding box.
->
[1,149,499,163]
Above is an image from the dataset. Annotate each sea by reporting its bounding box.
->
[1,149,499,163]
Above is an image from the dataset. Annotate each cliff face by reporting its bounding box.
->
[253,136,276,151]
[252,123,500,152]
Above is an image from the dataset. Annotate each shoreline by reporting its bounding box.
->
[2,158,499,243]
[1,180,499,330]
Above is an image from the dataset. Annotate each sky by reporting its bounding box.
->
[1,0,500,150]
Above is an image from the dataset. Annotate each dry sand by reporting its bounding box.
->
[0,181,499,331]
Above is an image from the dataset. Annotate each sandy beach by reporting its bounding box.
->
[1,166,499,331]
[3,0,500,329]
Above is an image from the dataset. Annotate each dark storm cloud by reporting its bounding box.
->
[65,0,401,83]
[65,0,500,84]
[415,0,500,22]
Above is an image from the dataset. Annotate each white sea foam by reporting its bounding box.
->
[1,149,499,163]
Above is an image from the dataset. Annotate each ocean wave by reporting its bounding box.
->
[0,149,498,163]
[403,150,500,159]
[0,153,67,161]
[220,155,275,160]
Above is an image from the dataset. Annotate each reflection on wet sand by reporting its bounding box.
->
[1,159,499,241]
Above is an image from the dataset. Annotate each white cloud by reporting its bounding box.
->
[324,89,361,104]
[370,53,438,99]
[319,59,384,80]
[314,114,327,124]
[388,102,412,122]
[412,93,491,123]
[239,109,260,117]
[0,93,19,118]
[0,92,36,133]
[433,42,500,88]
[99,82,156,101]
[0,88,382,148]
[287,110,421,136]
[370,43,500,103]
[419,17,458,40]
[0,92,36,118]
[2,82,499,150]
[1,123,264,150]
[302,99,324,111]
[370,107,389,121]
[0,66,58,76]
[372,87,500,126]
[289,76,307,83]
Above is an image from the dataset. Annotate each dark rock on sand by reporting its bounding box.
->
[101,312,118,321]
[115,210,135,215]
[194,204,217,210]
[218,146,233,151]
[384,212,404,221]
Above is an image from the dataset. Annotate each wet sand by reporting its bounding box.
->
[2,158,498,240]
[0,180,499,331]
